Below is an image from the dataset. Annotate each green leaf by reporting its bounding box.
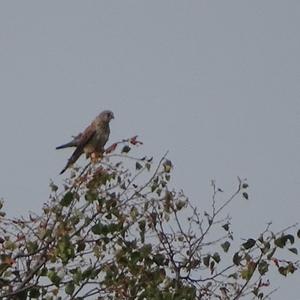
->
[222,223,230,231]
[130,206,138,221]
[76,240,86,253]
[27,241,39,254]
[72,268,83,285]
[85,190,98,202]
[156,188,162,196]
[145,162,151,171]
[258,260,269,276]
[203,255,210,267]
[40,267,48,276]
[139,220,146,243]
[242,238,256,250]
[47,270,61,287]
[287,262,296,274]
[151,183,158,193]
[285,234,295,244]
[288,247,298,255]
[241,266,253,280]
[60,192,74,207]
[242,192,248,200]
[82,267,94,280]
[221,241,230,253]
[121,145,131,153]
[29,287,40,298]
[278,266,287,276]
[212,252,221,263]
[49,181,58,192]
[130,251,141,264]
[4,240,16,251]
[242,261,256,280]
[136,162,142,170]
[163,160,172,173]
[175,200,186,210]
[138,220,146,231]
[91,222,106,235]
[57,237,75,264]
[65,282,75,295]
[275,235,294,248]
[233,252,242,266]
[153,253,165,266]
[274,237,285,248]
[14,291,27,300]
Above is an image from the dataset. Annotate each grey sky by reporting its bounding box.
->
[0,1,299,298]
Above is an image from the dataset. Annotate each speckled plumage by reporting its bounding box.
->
[56,110,114,174]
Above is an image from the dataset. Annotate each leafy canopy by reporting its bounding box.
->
[0,137,299,299]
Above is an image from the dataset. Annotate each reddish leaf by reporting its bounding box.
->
[130,136,143,145]
[272,258,279,267]
[105,143,117,154]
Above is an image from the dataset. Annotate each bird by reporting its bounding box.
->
[56,110,114,174]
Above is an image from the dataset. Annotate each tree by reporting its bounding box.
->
[0,137,299,299]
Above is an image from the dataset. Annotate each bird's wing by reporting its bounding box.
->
[76,123,96,149]
[56,131,85,150]
[59,124,96,174]
[56,139,78,150]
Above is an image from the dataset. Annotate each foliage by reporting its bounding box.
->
[0,137,299,299]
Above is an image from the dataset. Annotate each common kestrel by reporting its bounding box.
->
[56,110,114,174]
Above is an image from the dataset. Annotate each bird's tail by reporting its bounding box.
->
[56,141,77,150]
[59,147,83,174]
[59,164,69,175]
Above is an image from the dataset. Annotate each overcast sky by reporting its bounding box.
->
[0,1,299,298]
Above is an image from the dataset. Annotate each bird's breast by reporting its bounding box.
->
[84,129,109,154]
[83,144,96,155]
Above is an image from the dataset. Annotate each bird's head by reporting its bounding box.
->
[99,110,115,123]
